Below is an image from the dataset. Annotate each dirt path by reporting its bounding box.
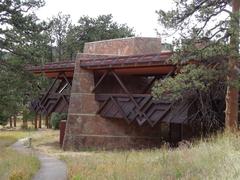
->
[11,138,67,180]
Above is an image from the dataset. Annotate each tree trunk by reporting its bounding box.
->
[38,114,42,128]
[22,119,28,129]
[225,0,240,131]
[13,115,17,127]
[35,113,38,129]
[45,115,49,128]
[48,114,52,129]
[9,117,12,128]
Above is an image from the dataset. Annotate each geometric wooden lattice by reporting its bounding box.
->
[94,70,190,127]
[96,94,173,126]
[30,72,71,115]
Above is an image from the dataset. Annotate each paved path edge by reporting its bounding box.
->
[11,138,67,180]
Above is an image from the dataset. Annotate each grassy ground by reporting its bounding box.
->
[23,129,240,180]
[0,130,40,180]
[59,133,240,180]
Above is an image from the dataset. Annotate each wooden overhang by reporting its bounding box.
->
[28,52,196,126]
[80,52,175,75]
[27,61,75,78]
[27,52,176,77]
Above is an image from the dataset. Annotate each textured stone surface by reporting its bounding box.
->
[83,37,161,56]
[64,106,165,150]
[63,37,167,150]
[67,93,98,114]
[71,72,94,93]
[65,114,164,136]
[64,135,163,150]
[77,53,117,60]
[64,114,164,150]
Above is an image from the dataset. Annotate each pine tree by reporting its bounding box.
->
[153,0,240,131]
[0,0,49,125]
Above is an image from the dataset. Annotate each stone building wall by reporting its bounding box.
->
[83,37,162,56]
[62,37,167,150]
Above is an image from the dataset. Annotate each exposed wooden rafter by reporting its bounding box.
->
[30,72,71,115]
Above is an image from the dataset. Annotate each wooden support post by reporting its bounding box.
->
[39,114,42,128]
[35,113,38,129]
[13,115,17,127]
[9,117,12,128]
[45,115,49,128]
[48,114,52,129]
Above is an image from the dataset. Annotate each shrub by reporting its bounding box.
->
[50,113,67,129]
[0,113,8,126]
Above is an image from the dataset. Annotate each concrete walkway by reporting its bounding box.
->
[11,138,67,180]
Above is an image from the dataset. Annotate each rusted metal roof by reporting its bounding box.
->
[27,52,173,73]
[80,52,173,70]
[27,60,75,73]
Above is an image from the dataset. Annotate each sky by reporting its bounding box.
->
[36,0,174,39]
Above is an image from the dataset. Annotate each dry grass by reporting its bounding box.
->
[0,130,33,148]
[26,129,240,180]
[31,129,62,154]
[60,133,240,180]
[0,130,40,180]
